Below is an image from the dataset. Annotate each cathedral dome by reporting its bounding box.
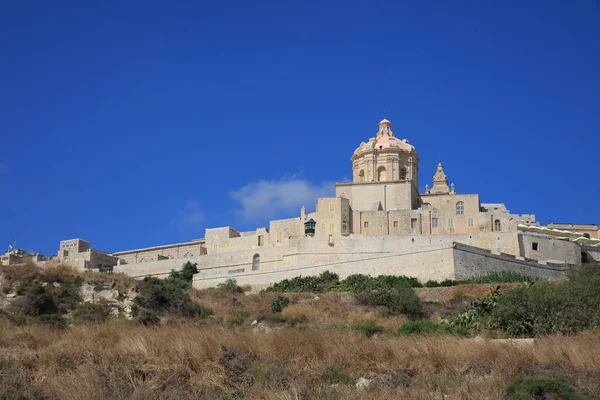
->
[351,118,420,184]
[352,118,415,155]
[374,135,415,152]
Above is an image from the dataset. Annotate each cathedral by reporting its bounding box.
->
[50,118,598,289]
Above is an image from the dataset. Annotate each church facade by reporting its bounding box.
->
[100,118,594,289]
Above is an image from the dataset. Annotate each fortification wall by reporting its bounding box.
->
[581,245,600,263]
[518,233,581,264]
[114,232,521,280]
[453,243,574,281]
[193,247,456,290]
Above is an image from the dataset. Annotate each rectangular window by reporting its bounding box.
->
[258,235,263,246]
[277,232,282,243]
[468,216,474,227]
[432,217,438,228]
[329,203,334,212]
[329,223,334,233]
[532,242,539,251]
[448,218,454,228]
[411,218,417,229]
[364,221,368,228]
[393,220,398,228]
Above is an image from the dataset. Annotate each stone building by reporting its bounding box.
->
[57,239,118,272]
[48,118,598,287]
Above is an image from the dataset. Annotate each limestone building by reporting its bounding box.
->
[57,239,118,272]
[49,118,599,286]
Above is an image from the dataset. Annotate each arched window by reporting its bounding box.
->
[377,166,387,181]
[358,169,365,183]
[494,220,501,232]
[456,201,464,215]
[399,168,407,180]
[252,254,260,271]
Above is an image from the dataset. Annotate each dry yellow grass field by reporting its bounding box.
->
[1,316,599,399]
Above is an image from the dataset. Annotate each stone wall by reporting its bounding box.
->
[453,243,574,281]
[115,242,205,264]
[518,233,581,264]
[193,246,457,291]
[581,245,600,263]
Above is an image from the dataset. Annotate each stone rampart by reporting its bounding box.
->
[453,242,574,281]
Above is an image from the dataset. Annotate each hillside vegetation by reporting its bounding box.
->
[1,262,599,399]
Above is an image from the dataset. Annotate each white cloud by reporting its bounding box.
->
[230,176,335,220]
[170,200,205,229]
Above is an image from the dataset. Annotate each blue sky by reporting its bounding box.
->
[1,1,599,255]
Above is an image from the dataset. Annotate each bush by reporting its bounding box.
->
[504,374,580,400]
[229,312,249,326]
[165,262,199,290]
[351,320,384,337]
[423,272,540,288]
[134,277,212,318]
[216,278,244,294]
[398,320,444,335]
[333,274,422,292]
[264,271,422,293]
[265,271,339,293]
[14,283,57,316]
[73,302,112,324]
[356,287,423,319]
[135,307,160,326]
[443,265,600,336]
[397,320,469,336]
[270,296,290,313]
[319,363,354,385]
[32,313,68,329]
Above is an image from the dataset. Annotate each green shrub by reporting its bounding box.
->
[73,302,112,324]
[398,320,444,335]
[14,283,57,316]
[333,274,421,292]
[53,283,83,313]
[135,307,160,326]
[398,320,470,336]
[465,271,539,284]
[356,287,423,319]
[504,374,580,400]
[32,313,68,329]
[134,277,212,318]
[229,312,249,326]
[265,271,339,293]
[264,271,422,293]
[351,320,384,337]
[216,278,244,294]
[319,363,354,385]
[443,265,600,336]
[165,262,199,290]
[423,272,540,288]
[285,313,308,327]
[270,296,290,313]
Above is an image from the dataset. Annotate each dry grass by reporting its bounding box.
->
[191,290,408,330]
[1,315,599,399]
[415,283,518,303]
